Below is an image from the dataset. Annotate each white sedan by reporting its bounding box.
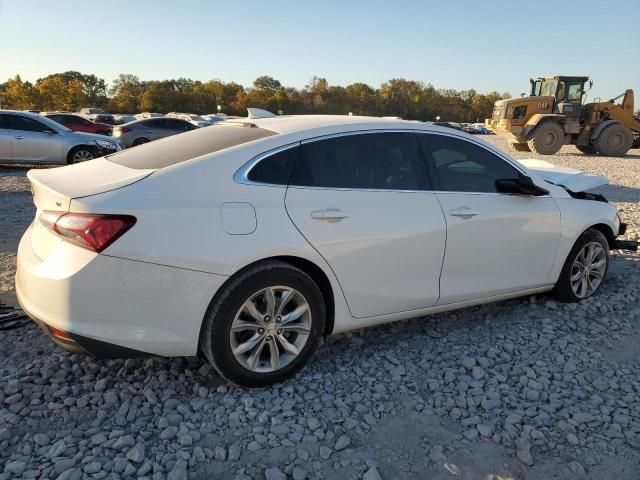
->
[16,116,636,386]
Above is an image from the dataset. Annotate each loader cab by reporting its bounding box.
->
[531,76,590,119]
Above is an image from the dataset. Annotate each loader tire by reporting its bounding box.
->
[508,142,531,152]
[595,123,633,156]
[527,121,564,155]
[576,145,597,155]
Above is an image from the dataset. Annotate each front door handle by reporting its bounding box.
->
[14,136,23,140]
[449,207,479,218]
[311,209,350,222]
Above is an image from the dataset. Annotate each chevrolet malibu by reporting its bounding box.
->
[16,116,636,386]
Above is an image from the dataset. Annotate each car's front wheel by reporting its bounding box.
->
[554,228,609,302]
[200,261,326,387]
[67,147,96,164]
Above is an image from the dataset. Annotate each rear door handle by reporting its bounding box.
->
[14,136,23,140]
[449,207,479,218]
[311,209,350,221]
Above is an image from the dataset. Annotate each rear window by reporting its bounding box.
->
[107,123,277,169]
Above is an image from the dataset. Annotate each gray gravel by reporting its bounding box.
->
[1,141,640,479]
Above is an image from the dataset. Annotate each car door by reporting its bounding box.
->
[285,131,447,318]
[7,114,63,163]
[417,132,561,304]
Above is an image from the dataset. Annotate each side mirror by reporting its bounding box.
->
[495,174,549,196]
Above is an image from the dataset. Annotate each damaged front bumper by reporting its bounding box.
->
[613,223,638,251]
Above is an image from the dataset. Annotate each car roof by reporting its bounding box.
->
[233,114,428,134]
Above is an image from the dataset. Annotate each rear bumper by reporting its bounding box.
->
[16,224,228,357]
[23,303,151,358]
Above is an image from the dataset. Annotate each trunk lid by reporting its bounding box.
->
[27,158,154,260]
[519,158,609,192]
[28,158,154,211]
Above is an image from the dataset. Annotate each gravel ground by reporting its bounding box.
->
[1,139,640,480]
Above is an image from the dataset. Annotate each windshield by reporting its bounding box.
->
[107,123,277,169]
[188,115,205,121]
[540,79,558,97]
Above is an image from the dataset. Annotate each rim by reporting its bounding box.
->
[570,242,607,299]
[542,130,558,147]
[72,150,94,162]
[608,132,624,149]
[230,286,312,373]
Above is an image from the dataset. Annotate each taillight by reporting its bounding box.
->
[40,211,136,252]
[117,127,130,133]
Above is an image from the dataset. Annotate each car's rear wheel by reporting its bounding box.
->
[553,228,609,302]
[200,261,326,387]
[67,147,96,164]
[132,138,150,147]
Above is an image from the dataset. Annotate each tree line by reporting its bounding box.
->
[0,71,511,122]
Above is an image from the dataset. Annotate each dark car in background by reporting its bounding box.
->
[112,117,198,148]
[44,113,113,136]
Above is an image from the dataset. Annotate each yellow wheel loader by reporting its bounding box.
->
[486,76,640,156]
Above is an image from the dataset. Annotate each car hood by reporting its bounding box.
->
[519,159,609,192]
[70,131,118,142]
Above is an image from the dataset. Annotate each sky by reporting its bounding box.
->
[1,0,639,100]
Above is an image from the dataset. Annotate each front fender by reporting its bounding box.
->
[547,198,619,283]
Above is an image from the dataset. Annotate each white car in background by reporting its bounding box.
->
[16,115,636,386]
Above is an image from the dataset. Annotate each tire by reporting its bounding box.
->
[199,260,326,387]
[595,123,633,156]
[527,121,565,155]
[67,147,96,164]
[508,142,531,152]
[132,138,150,147]
[553,228,609,303]
[576,145,598,155]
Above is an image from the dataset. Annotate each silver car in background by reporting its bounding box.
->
[0,110,121,164]
[112,117,198,148]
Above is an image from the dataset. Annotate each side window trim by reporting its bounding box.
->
[417,131,529,195]
[234,142,301,187]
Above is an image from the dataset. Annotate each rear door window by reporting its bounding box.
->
[289,132,428,191]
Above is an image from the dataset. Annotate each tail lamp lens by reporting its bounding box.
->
[40,211,136,252]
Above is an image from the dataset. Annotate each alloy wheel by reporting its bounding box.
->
[230,286,312,373]
[72,150,95,162]
[570,242,607,299]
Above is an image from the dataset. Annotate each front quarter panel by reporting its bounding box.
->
[547,197,619,283]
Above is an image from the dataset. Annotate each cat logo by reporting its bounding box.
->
[537,102,549,110]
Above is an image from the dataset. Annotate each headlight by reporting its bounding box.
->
[95,139,117,150]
